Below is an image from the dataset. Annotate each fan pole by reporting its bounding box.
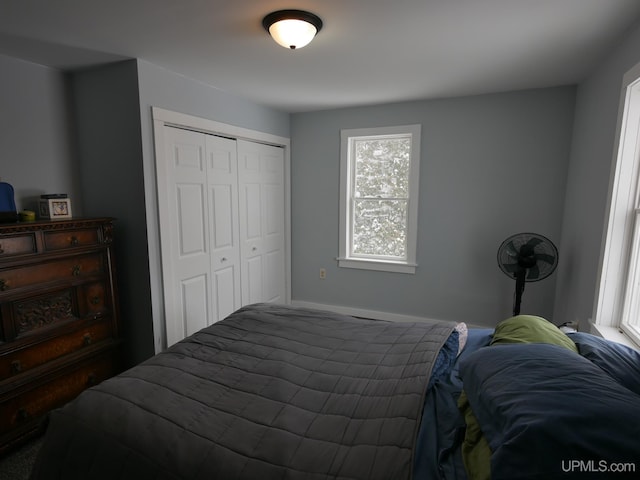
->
[513,269,526,316]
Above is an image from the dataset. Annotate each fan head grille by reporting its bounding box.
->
[497,232,558,282]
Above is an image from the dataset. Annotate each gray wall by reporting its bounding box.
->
[553,19,640,327]
[0,55,81,211]
[71,60,150,367]
[291,87,576,327]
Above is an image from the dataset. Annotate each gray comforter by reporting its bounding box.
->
[30,303,454,480]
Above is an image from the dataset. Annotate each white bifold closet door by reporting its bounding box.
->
[159,126,285,346]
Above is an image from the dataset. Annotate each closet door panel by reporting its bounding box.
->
[213,267,237,320]
[177,184,207,255]
[246,256,263,304]
[181,274,209,338]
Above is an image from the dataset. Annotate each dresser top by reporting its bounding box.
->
[0,218,114,234]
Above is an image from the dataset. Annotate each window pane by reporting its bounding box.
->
[353,199,407,258]
[354,138,410,198]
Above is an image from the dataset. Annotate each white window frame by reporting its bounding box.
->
[338,124,421,274]
[593,63,640,348]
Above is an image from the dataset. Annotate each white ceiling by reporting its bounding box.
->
[2,0,640,113]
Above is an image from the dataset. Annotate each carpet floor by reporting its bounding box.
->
[0,437,43,480]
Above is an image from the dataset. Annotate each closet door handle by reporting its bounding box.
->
[0,279,7,291]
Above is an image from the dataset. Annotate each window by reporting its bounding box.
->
[338,125,421,273]
[594,64,640,347]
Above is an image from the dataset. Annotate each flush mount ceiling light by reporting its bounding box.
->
[262,9,323,50]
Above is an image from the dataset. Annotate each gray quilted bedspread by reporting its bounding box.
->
[30,303,454,480]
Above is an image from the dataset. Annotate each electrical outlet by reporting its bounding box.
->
[319,268,326,280]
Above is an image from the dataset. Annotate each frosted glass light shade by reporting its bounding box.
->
[263,10,323,50]
[269,19,317,49]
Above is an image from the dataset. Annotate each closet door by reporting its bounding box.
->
[160,127,212,346]
[156,122,287,348]
[159,127,242,346]
[237,140,286,304]
[205,134,242,322]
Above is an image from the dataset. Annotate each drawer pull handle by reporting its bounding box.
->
[91,296,101,305]
[83,333,92,346]
[17,408,30,422]
[10,360,22,374]
[70,236,79,246]
[72,265,81,276]
[0,279,7,291]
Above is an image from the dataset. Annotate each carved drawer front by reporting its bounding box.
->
[0,253,105,292]
[1,320,114,378]
[7,288,78,340]
[43,227,102,251]
[0,350,116,433]
[0,234,37,259]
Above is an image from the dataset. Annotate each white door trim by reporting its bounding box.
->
[152,107,291,351]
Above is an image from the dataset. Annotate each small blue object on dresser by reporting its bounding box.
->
[0,182,17,222]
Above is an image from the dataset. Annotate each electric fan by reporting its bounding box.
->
[497,233,558,316]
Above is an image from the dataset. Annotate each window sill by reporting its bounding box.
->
[590,323,640,351]
[337,257,416,274]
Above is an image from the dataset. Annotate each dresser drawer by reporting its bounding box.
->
[0,252,105,292]
[43,227,102,251]
[0,233,37,259]
[1,318,115,379]
[0,349,117,434]
[1,278,114,342]
[79,282,110,318]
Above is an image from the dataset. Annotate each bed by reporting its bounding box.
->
[29,303,640,479]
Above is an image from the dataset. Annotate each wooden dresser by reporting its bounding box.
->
[0,218,122,455]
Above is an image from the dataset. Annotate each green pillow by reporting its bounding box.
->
[490,315,578,353]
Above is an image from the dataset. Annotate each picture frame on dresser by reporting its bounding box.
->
[38,198,72,219]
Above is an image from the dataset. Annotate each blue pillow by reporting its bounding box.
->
[459,343,640,480]
[569,332,640,396]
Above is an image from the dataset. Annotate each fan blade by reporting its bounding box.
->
[502,263,520,274]
[505,241,519,257]
[526,237,543,249]
[527,265,540,280]
[535,253,556,265]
